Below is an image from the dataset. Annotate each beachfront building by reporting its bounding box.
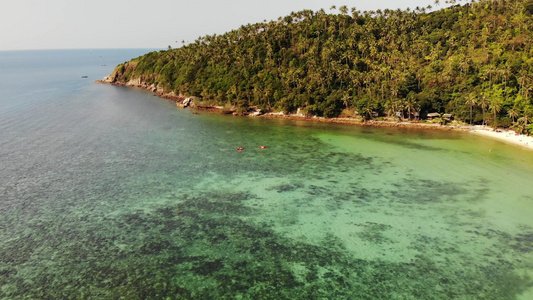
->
[427,112,440,120]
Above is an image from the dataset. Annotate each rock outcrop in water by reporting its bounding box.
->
[98,66,263,116]
[98,65,184,103]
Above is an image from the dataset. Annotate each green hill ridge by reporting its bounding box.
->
[104,0,533,133]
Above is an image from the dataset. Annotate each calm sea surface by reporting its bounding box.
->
[1,49,533,299]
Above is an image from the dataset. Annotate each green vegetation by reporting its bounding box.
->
[110,0,533,133]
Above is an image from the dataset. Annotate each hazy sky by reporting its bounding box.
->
[0,0,450,51]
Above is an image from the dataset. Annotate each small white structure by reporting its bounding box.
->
[427,112,440,120]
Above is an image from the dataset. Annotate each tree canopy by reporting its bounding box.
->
[108,0,533,131]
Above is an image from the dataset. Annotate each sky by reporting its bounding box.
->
[0,0,452,51]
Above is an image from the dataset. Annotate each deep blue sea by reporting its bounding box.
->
[1,49,533,299]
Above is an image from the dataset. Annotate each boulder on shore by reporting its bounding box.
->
[177,97,194,108]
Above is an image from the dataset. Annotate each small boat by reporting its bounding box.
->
[81,75,88,78]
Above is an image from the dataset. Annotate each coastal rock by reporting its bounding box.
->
[183,97,193,107]
[101,73,117,83]
[150,84,165,94]
[249,108,263,116]
[177,97,194,108]
[127,78,142,86]
[249,111,261,117]
[296,108,307,117]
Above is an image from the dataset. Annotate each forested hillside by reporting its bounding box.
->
[106,0,533,132]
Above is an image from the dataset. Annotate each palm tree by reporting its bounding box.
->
[340,5,348,15]
[465,93,477,125]
[489,98,502,127]
[478,93,489,126]
[516,113,530,135]
[508,108,519,123]
[521,106,532,127]
[351,7,360,19]
[406,92,417,121]
[357,98,375,121]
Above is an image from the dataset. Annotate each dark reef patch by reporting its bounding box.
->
[193,259,225,276]
[267,182,305,193]
[139,239,172,255]
[1,186,532,299]
[356,222,393,244]
[389,178,472,204]
[510,232,533,253]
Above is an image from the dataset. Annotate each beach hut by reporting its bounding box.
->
[427,112,440,120]
[443,114,454,121]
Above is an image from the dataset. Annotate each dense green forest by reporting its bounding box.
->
[108,0,533,133]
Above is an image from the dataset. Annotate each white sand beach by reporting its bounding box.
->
[470,126,533,151]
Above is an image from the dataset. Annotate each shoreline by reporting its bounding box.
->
[252,114,533,151]
[96,79,533,151]
[470,126,533,150]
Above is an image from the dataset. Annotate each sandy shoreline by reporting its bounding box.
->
[260,115,533,151]
[470,126,533,151]
[257,113,465,130]
[97,79,533,152]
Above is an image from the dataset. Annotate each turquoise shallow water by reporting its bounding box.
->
[1,50,533,299]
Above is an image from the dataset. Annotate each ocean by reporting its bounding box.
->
[1,49,533,299]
